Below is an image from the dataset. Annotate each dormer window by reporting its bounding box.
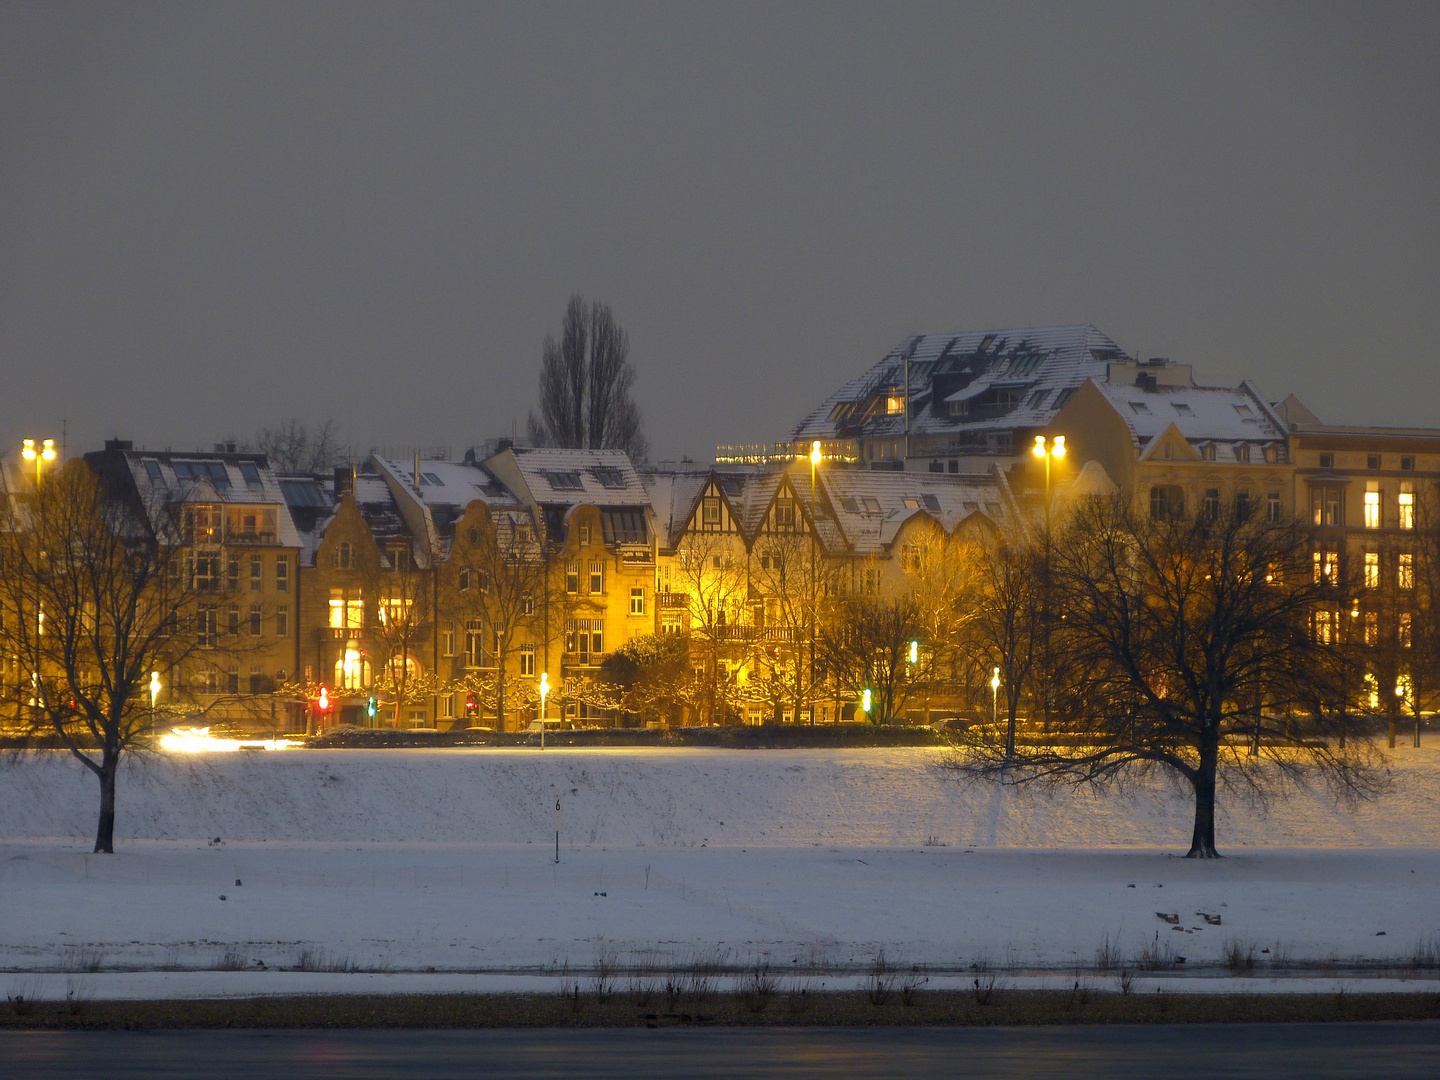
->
[948,400,969,418]
[238,462,262,488]
[885,392,905,415]
[1201,444,1217,461]
[1234,443,1251,463]
[143,460,165,487]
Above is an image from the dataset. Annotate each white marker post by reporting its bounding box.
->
[553,797,562,864]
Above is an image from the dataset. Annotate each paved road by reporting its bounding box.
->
[3,1023,1436,1078]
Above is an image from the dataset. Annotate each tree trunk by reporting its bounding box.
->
[1185,734,1221,859]
[94,750,117,854]
[1004,691,1018,761]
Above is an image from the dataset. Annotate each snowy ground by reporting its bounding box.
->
[3,744,1440,998]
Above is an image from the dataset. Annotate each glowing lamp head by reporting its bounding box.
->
[908,640,918,664]
[991,666,1001,692]
[810,440,822,465]
[1051,435,1065,459]
[539,672,549,696]
[1032,435,1046,458]
[149,670,161,705]
[21,439,35,461]
[861,688,872,714]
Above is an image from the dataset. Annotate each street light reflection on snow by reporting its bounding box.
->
[159,726,294,752]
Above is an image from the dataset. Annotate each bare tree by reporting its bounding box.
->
[0,464,210,853]
[965,532,1046,759]
[601,633,690,727]
[953,496,1376,859]
[527,294,648,462]
[362,537,436,728]
[253,418,344,474]
[672,530,750,724]
[817,587,929,725]
[444,506,549,730]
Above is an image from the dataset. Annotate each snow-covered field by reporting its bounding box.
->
[3,745,1439,998]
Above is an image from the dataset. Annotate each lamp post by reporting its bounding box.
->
[538,671,549,750]
[21,438,57,490]
[809,440,821,725]
[1031,435,1066,532]
[991,666,1000,730]
[149,670,161,735]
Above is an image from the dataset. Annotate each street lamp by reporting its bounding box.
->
[149,670,161,732]
[1031,435,1066,530]
[808,440,822,726]
[990,666,1001,729]
[538,671,549,750]
[21,438,57,489]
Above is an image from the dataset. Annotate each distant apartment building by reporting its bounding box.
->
[1047,358,1295,523]
[789,324,1136,473]
[84,440,303,733]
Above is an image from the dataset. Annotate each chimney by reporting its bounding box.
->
[334,466,353,497]
[104,439,133,452]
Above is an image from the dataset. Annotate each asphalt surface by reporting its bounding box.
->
[3,1023,1437,1079]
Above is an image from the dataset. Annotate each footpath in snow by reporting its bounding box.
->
[3,745,1439,998]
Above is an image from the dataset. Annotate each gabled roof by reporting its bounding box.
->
[792,324,1132,442]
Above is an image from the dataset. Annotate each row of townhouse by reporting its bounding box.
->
[47,435,1013,734]
[793,323,1440,715]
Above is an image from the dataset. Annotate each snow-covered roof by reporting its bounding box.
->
[792,324,1132,443]
[501,447,651,509]
[369,457,517,511]
[99,449,303,549]
[1090,380,1287,462]
[642,468,711,550]
[813,468,1012,555]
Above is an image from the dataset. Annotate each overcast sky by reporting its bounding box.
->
[2,1,1436,464]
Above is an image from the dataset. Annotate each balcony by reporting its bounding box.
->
[658,591,690,609]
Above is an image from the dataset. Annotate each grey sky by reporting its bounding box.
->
[2,1,1436,464]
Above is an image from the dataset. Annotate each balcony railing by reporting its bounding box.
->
[658,592,691,609]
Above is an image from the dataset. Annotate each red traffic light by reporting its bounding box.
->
[464,692,477,714]
[316,686,331,712]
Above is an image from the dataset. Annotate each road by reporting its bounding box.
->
[3,1023,1437,1078]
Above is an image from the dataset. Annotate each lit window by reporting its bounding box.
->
[1313,609,1335,644]
[1399,553,1414,590]
[1363,611,1378,647]
[1399,612,1413,648]
[1364,483,1380,529]
[1364,552,1379,589]
[1399,482,1414,529]
[328,588,363,631]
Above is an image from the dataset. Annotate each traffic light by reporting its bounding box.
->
[465,692,477,715]
[316,686,330,712]
[908,640,919,664]
[861,688,872,714]
[366,696,377,720]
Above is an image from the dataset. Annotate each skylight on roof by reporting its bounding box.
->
[1028,389,1050,409]
[238,461,262,488]
[545,471,584,491]
[862,497,882,513]
[840,496,859,513]
[1233,404,1254,418]
[594,468,627,489]
[922,494,941,512]
[1052,388,1076,409]
[1171,403,1192,415]
[1129,402,1151,414]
